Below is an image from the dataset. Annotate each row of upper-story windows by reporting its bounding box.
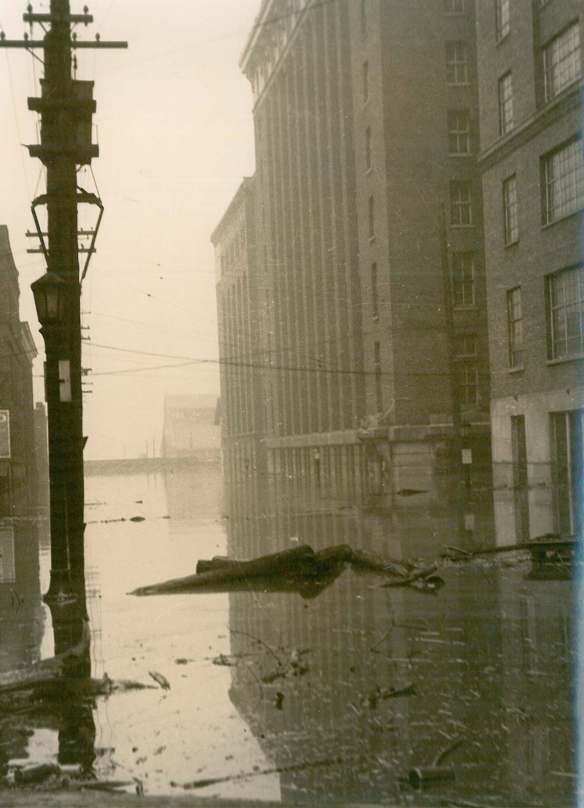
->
[506,264,584,370]
[495,19,581,139]
[501,137,584,248]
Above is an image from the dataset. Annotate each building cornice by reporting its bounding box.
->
[478,82,582,172]
[239,0,314,110]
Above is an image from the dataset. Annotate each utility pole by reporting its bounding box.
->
[0,3,126,601]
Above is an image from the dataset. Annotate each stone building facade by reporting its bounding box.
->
[476,0,583,541]
[214,0,491,503]
[0,225,38,515]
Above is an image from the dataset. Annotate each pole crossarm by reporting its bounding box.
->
[0,39,127,50]
[0,40,46,48]
[72,41,128,49]
[23,13,94,24]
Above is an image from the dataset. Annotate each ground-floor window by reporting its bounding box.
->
[550,409,584,537]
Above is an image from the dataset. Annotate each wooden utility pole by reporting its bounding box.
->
[0,2,126,599]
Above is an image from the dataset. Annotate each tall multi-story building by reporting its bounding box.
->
[215,0,491,504]
[346,0,491,494]
[476,1,583,542]
[246,0,489,496]
[0,226,38,515]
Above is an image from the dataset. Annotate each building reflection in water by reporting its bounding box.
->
[163,462,223,523]
[224,471,574,805]
[0,519,96,780]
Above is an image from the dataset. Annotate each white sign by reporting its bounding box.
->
[59,360,72,402]
[462,448,473,465]
[0,411,10,459]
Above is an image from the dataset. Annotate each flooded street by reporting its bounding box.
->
[0,462,576,806]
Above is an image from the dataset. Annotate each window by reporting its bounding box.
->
[450,180,473,226]
[495,0,511,41]
[363,61,369,102]
[448,110,471,155]
[446,42,470,85]
[374,341,383,411]
[365,126,372,170]
[452,252,475,307]
[454,333,478,357]
[457,365,479,405]
[507,287,524,368]
[444,0,465,14]
[371,262,379,319]
[503,174,519,244]
[542,138,584,224]
[544,22,581,101]
[498,72,514,135]
[547,265,584,359]
[368,194,375,238]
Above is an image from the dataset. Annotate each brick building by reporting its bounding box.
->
[0,226,38,515]
[216,0,490,501]
[476,0,583,541]
[347,0,491,494]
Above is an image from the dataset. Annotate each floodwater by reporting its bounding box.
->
[0,461,577,806]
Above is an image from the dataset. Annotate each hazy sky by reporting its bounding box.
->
[0,0,259,458]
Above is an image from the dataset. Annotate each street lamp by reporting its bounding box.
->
[31,271,67,327]
[31,270,78,601]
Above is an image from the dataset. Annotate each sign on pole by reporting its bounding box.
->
[0,411,10,459]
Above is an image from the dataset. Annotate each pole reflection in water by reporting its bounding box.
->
[0,519,96,783]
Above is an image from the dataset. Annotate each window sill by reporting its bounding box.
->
[365,166,373,176]
[504,238,520,249]
[453,305,477,311]
[450,224,475,229]
[447,82,471,89]
[544,77,582,107]
[368,236,376,244]
[547,354,584,366]
[448,153,472,158]
[542,207,584,230]
[508,365,524,374]
[496,32,511,47]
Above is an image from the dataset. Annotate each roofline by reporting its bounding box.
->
[239,0,274,73]
[210,175,255,246]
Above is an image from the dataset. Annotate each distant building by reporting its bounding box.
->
[161,394,221,461]
[215,0,490,503]
[212,177,270,501]
[33,402,49,508]
[0,226,39,515]
[476,2,583,541]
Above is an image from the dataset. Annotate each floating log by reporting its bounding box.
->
[350,549,410,578]
[382,562,439,588]
[131,544,318,596]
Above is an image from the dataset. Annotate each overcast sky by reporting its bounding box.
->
[0,0,259,458]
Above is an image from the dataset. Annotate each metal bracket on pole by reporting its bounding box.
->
[76,186,103,283]
[31,195,50,263]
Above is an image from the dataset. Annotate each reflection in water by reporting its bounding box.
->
[0,519,96,782]
[0,466,575,804]
[226,473,574,805]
